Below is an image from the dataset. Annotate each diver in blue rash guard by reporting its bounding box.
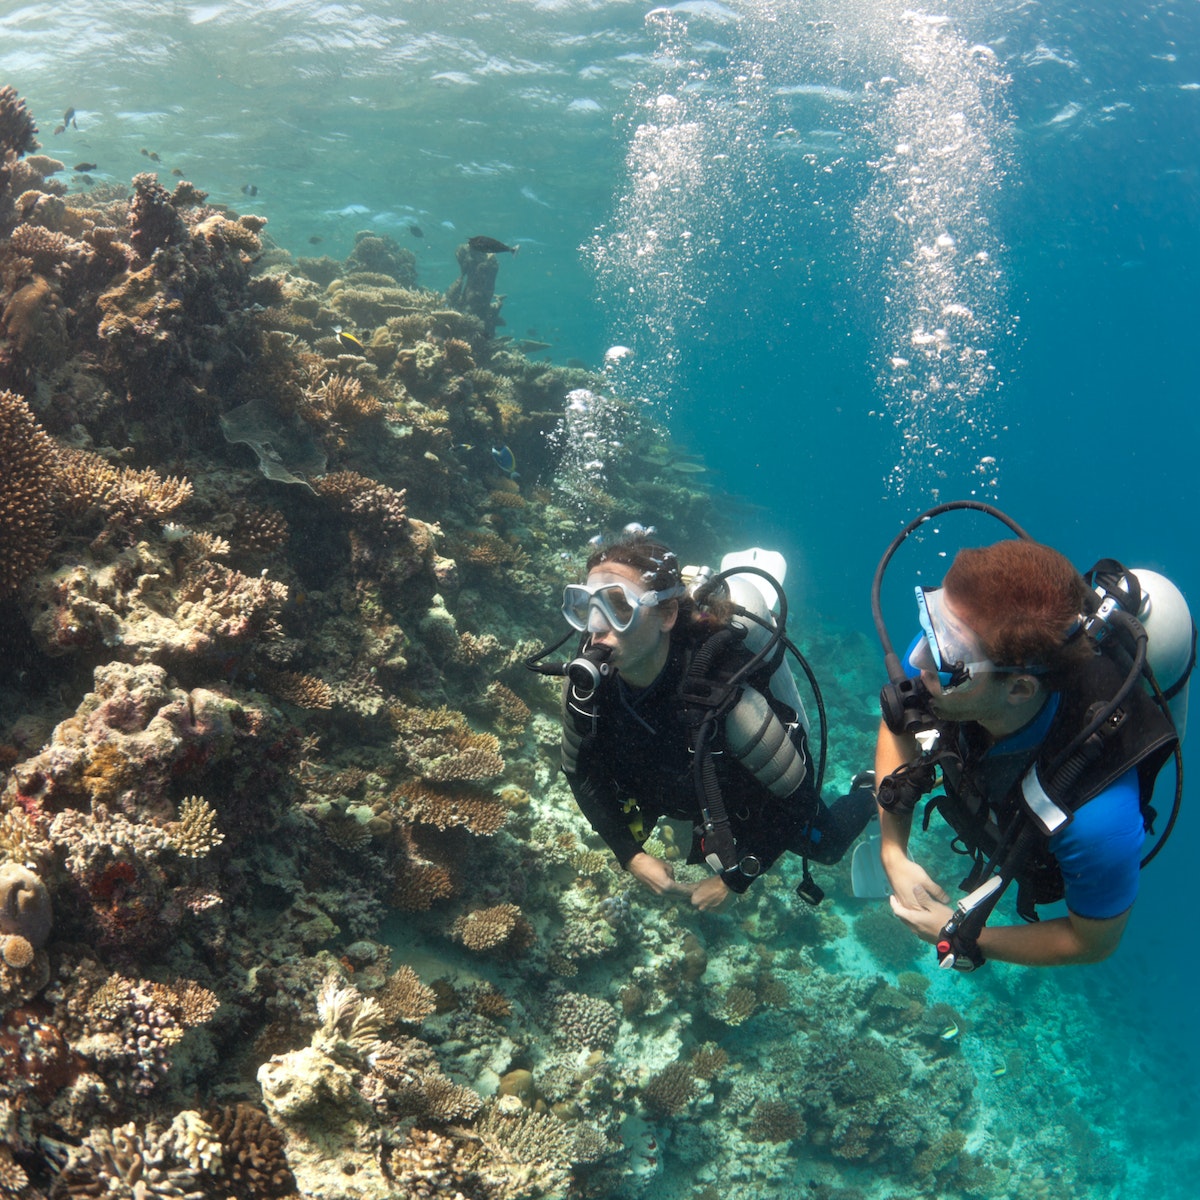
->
[551,531,876,913]
[873,538,1182,968]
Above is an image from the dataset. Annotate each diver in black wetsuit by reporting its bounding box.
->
[556,531,876,913]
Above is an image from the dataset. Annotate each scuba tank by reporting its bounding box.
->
[1092,565,1193,741]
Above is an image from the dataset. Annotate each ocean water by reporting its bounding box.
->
[3,0,1198,1195]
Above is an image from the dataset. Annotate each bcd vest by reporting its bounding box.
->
[934,650,1177,917]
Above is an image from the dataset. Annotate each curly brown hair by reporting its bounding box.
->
[944,540,1092,682]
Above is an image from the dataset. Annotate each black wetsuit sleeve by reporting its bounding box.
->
[564,758,644,868]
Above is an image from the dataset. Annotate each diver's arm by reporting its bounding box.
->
[874,720,950,906]
[889,885,1130,965]
[980,909,1130,965]
[564,768,644,867]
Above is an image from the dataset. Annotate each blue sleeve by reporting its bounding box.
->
[1049,768,1144,919]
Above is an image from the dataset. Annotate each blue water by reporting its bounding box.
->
[5,0,1198,1193]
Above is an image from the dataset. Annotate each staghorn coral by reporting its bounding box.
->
[260,669,333,710]
[166,795,224,859]
[450,903,534,957]
[0,388,57,597]
[710,983,758,1026]
[472,1100,575,1197]
[642,1061,696,1118]
[304,370,383,423]
[482,681,531,737]
[749,1099,805,1143]
[391,702,506,783]
[376,964,437,1026]
[393,779,510,836]
[690,1042,728,1080]
[0,809,50,869]
[55,446,193,522]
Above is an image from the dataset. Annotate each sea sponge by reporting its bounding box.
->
[0,862,52,949]
[0,388,57,597]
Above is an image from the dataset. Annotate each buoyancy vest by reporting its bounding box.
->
[560,626,810,835]
[934,650,1178,917]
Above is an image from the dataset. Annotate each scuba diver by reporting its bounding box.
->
[530,528,876,913]
[868,502,1192,969]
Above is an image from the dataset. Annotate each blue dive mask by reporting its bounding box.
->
[914,586,1001,692]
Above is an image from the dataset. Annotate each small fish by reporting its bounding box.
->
[409,224,424,238]
[73,162,97,172]
[172,168,184,176]
[241,183,258,197]
[469,235,519,256]
[139,148,161,161]
[940,1023,960,1041]
[333,326,364,352]
[53,124,66,136]
[992,1065,1007,1077]
[308,235,323,244]
[64,106,76,127]
[491,444,518,477]
[451,442,474,454]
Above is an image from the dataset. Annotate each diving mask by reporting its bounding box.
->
[562,579,684,634]
[914,586,1000,692]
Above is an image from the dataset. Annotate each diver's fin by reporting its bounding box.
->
[851,836,893,899]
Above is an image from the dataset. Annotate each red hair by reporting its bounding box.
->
[944,540,1091,676]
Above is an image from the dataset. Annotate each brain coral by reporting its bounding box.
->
[0,389,57,597]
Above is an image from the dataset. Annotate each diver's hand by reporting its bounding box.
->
[628,852,695,897]
[881,855,949,911]
[690,874,733,912]
[889,884,953,945]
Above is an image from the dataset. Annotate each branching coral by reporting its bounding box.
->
[200,1104,296,1198]
[450,903,534,957]
[0,85,38,158]
[393,780,510,836]
[376,964,437,1026]
[390,703,506,783]
[166,795,224,858]
[0,388,57,597]
[260,669,333,710]
[549,990,619,1052]
[313,470,407,538]
[642,1061,696,1118]
[56,445,194,522]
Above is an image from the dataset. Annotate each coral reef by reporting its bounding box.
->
[2,80,1140,1200]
